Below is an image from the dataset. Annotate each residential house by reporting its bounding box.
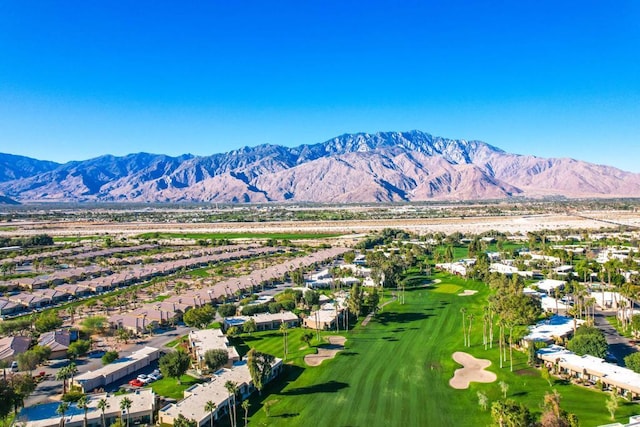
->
[159,358,282,427]
[188,329,240,372]
[38,330,71,359]
[17,389,156,427]
[0,336,30,363]
[223,311,299,332]
[538,345,640,399]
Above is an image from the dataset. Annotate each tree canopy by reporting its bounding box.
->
[247,348,274,394]
[566,325,607,358]
[204,349,228,372]
[34,311,63,333]
[159,350,191,384]
[217,304,237,318]
[625,352,640,373]
[183,305,216,329]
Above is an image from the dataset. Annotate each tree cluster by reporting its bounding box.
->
[159,350,191,384]
[183,305,216,329]
[0,374,36,419]
[0,234,54,249]
[566,325,608,358]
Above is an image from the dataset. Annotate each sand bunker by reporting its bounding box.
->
[449,352,497,389]
[304,336,346,367]
[458,289,478,296]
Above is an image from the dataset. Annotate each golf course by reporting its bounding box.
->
[239,272,638,426]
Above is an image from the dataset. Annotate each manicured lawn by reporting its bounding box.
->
[239,273,639,427]
[151,374,202,400]
[164,335,188,348]
[606,316,634,339]
[431,283,463,294]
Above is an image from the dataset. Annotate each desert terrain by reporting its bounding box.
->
[1,209,639,238]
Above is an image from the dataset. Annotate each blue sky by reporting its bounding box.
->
[1,1,639,171]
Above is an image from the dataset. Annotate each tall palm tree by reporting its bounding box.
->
[241,400,249,427]
[120,397,132,427]
[97,398,110,427]
[224,381,238,427]
[204,400,217,427]
[56,366,70,395]
[467,313,474,348]
[67,362,78,389]
[279,321,288,360]
[56,402,69,427]
[460,307,467,347]
[497,317,506,369]
[312,304,321,340]
[77,395,89,427]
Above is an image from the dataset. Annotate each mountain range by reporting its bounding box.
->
[2,130,640,203]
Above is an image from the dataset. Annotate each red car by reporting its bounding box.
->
[128,379,143,387]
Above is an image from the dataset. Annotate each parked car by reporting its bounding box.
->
[128,379,143,387]
[10,361,18,372]
[137,374,152,384]
[148,372,163,381]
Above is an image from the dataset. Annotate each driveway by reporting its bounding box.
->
[594,310,638,366]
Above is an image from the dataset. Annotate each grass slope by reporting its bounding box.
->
[240,273,638,427]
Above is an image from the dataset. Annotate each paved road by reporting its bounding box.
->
[594,310,638,366]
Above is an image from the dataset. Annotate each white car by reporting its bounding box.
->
[148,372,163,381]
[137,374,152,384]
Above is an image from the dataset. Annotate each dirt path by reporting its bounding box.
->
[361,296,397,327]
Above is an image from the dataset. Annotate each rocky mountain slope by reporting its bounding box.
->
[1,130,639,202]
[0,153,59,183]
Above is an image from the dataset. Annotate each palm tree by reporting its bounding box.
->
[120,397,132,427]
[77,395,89,427]
[97,398,110,427]
[499,380,509,399]
[241,400,250,427]
[312,304,321,340]
[67,362,78,389]
[224,381,238,427]
[460,307,467,347]
[56,366,70,395]
[497,317,506,368]
[467,313,474,348]
[279,321,289,360]
[204,400,217,427]
[56,402,69,427]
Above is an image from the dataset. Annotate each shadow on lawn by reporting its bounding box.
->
[376,311,432,325]
[281,380,349,396]
[273,412,300,419]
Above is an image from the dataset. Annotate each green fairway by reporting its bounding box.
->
[431,283,463,294]
[240,273,639,427]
